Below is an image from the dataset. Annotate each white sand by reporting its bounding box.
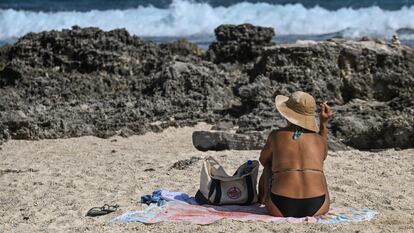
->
[0,123,413,232]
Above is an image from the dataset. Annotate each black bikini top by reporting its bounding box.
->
[272,168,324,175]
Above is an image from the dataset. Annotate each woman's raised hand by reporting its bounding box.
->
[320,102,333,122]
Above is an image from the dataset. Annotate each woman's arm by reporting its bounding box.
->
[259,131,274,166]
[319,102,333,159]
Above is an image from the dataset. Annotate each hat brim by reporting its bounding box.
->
[275,95,319,132]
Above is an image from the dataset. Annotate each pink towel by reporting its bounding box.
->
[111,200,377,225]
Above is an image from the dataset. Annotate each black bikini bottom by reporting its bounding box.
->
[270,193,325,218]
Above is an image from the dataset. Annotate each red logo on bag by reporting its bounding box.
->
[227,187,241,199]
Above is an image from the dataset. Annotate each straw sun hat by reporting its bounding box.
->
[275,91,319,132]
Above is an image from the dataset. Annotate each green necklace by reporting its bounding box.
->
[293,127,303,140]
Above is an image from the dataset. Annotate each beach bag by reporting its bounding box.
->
[195,156,259,205]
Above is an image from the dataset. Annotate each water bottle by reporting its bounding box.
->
[244,160,254,174]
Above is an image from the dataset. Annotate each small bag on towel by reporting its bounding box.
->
[195,156,259,205]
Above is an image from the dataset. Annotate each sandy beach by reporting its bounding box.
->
[1,1,414,232]
[0,123,413,232]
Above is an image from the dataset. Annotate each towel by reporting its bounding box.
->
[112,190,378,225]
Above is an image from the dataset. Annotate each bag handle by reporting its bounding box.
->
[207,178,221,205]
[205,156,232,179]
[244,174,254,205]
[205,156,220,166]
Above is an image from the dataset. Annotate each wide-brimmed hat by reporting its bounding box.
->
[275,91,319,132]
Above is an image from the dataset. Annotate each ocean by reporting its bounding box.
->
[1,0,414,48]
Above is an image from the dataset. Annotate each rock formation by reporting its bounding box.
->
[206,24,275,63]
[192,130,267,151]
[0,26,235,142]
[0,24,413,151]
[246,40,414,150]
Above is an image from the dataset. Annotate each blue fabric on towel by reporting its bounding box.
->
[140,190,166,206]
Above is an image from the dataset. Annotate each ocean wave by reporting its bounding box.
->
[1,0,414,40]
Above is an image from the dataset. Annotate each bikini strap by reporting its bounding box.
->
[273,168,324,174]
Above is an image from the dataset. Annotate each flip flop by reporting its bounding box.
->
[86,204,119,217]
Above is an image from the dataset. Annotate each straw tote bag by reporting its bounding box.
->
[195,156,259,205]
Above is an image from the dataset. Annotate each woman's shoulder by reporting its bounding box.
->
[267,128,291,142]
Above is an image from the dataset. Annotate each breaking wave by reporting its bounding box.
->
[1,0,414,40]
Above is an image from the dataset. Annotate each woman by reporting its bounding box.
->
[258,91,333,218]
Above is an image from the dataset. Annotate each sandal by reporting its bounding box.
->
[86,204,119,217]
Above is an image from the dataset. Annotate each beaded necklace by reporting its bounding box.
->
[292,127,303,140]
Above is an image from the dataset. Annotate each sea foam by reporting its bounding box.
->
[1,0,414,40]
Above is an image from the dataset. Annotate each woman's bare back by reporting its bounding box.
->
[270,128,328,198]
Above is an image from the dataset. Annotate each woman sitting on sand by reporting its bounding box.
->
[258,91,332,218]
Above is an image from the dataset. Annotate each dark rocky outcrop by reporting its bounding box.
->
[192,131,267,151]
[0,24,413,151]
[250,40,414,104]
[0,26,237,142]
[0,44,11,72]
[330,99,414,150]
[244,40,414,150]
[206,24,275,63]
